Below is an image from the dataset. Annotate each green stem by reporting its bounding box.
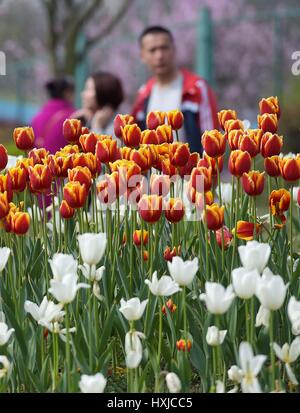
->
[269,311,275,390]
[155,297,163,392]
[231,177,240,273]
[290,185,293,279]
[65,305,71,392]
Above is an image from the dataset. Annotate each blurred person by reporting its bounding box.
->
[132,26,219,153]
[73,71,124,137]
[31,77,75,153]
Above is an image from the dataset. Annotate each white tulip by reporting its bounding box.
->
[49,253,78,281]
[255,305,270,328]
[0,322,14,346]
[0,355,11,379]
[79,264,105,282]
[49,273,90,304]
[145,271,181,297]
[0,247,10,272]
[232,267,260,299]
[167,256,198,286]
[216,380,238,393]
[119,297,148,321]
[255,268,288,311]
[228,365,243,383]
[293,187,300,203]
[165,372,181,393]
[79,373,107,393]
[220,182,232,205]
[24,296,65,325]
[78,233,107,266]
[206,326,227,346]
[288,296,300,335]
[273,337,300,385]
[200,282,235,314]
[125,330,145,369]
[44,321,76,342]
[239,341,266,393]
[238,241,271,274]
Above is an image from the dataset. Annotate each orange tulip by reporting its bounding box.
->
[109,159,141,184]
[233,221,261,240]
[138,195,163,223]
[228,150,251,177]
[95,139,121,164]
[227,129,244,151]
[264,156,281,177]
[125,177,148,206]
[161,158,177,177]
[150,174,170,197]
[68,166,92,191]
[52,154,73,178]
[242,171,265,196]
[259,96,280,118]
[163,246,181,262]
[178,152,200,178]
[218,109,237,131]
[13,127,35,151]
[3,207,30,235]
[79,133,100,154]
[97,175,118,204]
[72,153,101,177]
[260,132,283,158]
[0,144,8,171]
[238,129,262,158]
[63,119,82,144]
[0,174,13,202]
[279,157,300,182]
[131,146,157,173]
[167,110,184,130]
[224,119,244,133]
[7,167,27,193]
[176,339,192,352]
[28,164,52,193]
[169,142,190,167]
[121,124,141,147]
[201,130,226,158]
[63,181,88,209]
[58,144,80,156]
[215,226,233,249]
[204,203,224,230]
[156,125,173,144]
[133,229,148,246]
[165,198,185,223]
[195,191,214,211]
[0,191,9,219]
[162,298,177,314]
[113,114,134,138]
[257,114,278,134]
[28,148,49,165]
[191,166,212,192]
[140,129,160,145]
[146,111,165,129]
[59,200,75,219]
[269,188,290,218]
[198,153,223,176]
[143,250,149,261]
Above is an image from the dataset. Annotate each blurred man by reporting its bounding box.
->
[132,26,219,153]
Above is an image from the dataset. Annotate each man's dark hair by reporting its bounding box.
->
[139,26,174,45]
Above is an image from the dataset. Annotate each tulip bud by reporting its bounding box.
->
[13,127,35,151]
[165,372,182,394]
[227,129,244,151]
[138,195,163,223]
[79,133,99,154]
[242,171,265,196]
[133,229,148,247]
[233,221,261,241]
[169,143,190,167]
[59,200,75,219]
[279,157,300,182]
[63,119,82,144]
[68,166,92,191]
[257,114,278,134]
[260,132,283,158]
[259,96,280,118]
[269,188,290,218]
[264,156,281,177]
[0,144,8,171]
[5,210,31,235]
[162,299,177,314]
[238,129,262,158]
[206,326,227,346]
[114,114,135,138]
[96,139,121,164]
[140,129,159,145]
[7,167,27,193]
[156,125,173,143]
[0,174,13,202]
[28,148,49,165]
[198,153,223,176]
[161,158,177,177]
[121,124,141,148]
[150,174,170,196]
[218,109,237,131]
[204,203,224,231]
[28,164,52,193]
[201,130,226,158]
[163,246,181,262]
[143,250,149,261]
[215,226,232,250]
[178,152,200,178]
[176,339,192,352]
[228,150,251,177]
[0,191,9,219]
[63,181,88,209]
[165,198,185,223]
[191,166,212,192]
[131,147,156,172]
[224,119,244,133]
[167,110,184,130]
[146,111,165,129]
